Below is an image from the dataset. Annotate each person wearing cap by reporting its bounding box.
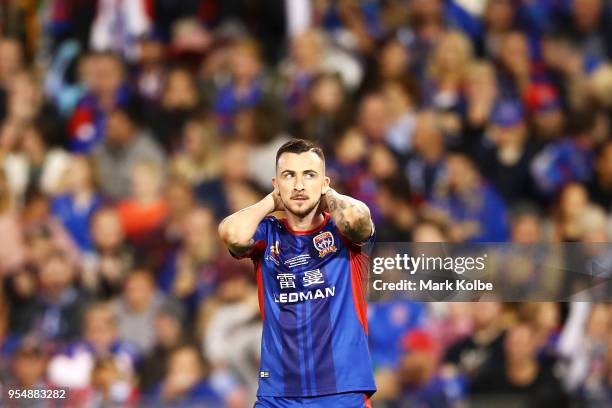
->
[524,83,564,142]
[6,337,50,394]
[477,99,538,207]
[397,329,466,407]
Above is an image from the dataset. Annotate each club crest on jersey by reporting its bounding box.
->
[313,231,337,257]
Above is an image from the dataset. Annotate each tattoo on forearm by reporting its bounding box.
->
[325,191,370,241]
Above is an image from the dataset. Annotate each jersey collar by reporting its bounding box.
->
[281,212,330,235]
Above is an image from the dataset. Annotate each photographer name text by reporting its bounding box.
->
[372,279,493,291]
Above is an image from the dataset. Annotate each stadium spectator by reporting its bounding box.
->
[430,152,510,242]
[398,329,466,406]
[92,104,165,201]
[68,52,128,153]
[87,356,139,406]
[381,79,418,155]
[32,250,88,343]
[358,92,389,143]
[4,122,70,202]
[0,171,26,275]
[149,66,201,151]
[83,207,134,298]
[159,206,233,318]
[405,111,446,200]
[4,337,50,390]
[425,30,473,113]
[116,160,168,243]
[552,182,591,241]
[444,302,506,384]
[462,60,498,149]
[300,72,350,153]
[0,38,24,96]
[89,0,151,59]
[472,323,570,407]
[477,99,539,206]
[138,302,187,393]
[214,38,267,135]
[170,118,222,187]
[163,176,197,241]
[510,204,543,244]
[112,269,166,354]
[586,139,612,212]
[147,344,223,406]
[50,154,103,253]
[80,303,138,372]
[132,34,167,108]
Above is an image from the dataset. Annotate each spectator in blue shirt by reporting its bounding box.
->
[68,52,131,153]
[214,38,266,135]
[368,300,426,369]
[430,151,510,242]
[51,154,103,253]
[147,344,223,407]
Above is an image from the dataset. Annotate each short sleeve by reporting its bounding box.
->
[228,217,272,260]
[338,219,376,253]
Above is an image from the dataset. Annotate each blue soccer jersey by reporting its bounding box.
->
[234,212,377,398]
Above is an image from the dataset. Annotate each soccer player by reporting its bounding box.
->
[219,139,376,407]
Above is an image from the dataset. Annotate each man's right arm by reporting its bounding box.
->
[218,192,280,257]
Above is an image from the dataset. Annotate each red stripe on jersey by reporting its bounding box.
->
[364,394,372,408]
[254,257,265,321]
[349,248,369,335]
[337,227,371,335]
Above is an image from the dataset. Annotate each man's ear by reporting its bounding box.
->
[272,177,277,191]
[322,176,330,194]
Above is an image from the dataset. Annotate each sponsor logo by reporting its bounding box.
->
[277,273,296,289]
[302,269,324,287]
[276,270,325,289]
[273,286,336,303]
[260,371,270,378]
[313,231,337,258]
[274,270,333,303]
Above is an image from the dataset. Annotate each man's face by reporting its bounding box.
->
[92,210,123,250]
[274,152,329,218]
[91,55,122,96]
[596,143,612,181]
[106,111,132,145]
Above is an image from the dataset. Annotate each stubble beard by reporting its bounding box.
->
[282,197,322,218]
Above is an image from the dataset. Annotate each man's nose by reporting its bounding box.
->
[294,178,305,191]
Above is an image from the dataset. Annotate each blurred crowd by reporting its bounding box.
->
[0,0,610,407]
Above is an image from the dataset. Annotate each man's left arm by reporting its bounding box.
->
[322,188,373,243]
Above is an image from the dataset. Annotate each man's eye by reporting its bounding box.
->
[284,173,293,179]
[305,173,314,179]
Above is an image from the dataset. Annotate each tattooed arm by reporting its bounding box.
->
[218,189,284,256]
[322,188,373,243]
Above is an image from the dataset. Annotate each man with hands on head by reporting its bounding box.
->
[219,139,376,408]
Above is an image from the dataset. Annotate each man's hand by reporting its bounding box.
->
[219,190,279,257]
[269,186,286,212]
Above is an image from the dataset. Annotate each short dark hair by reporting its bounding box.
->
[275,139,325,167]
[110,98,143,126]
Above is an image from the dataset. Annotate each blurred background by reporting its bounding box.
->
[0,0,610,407]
